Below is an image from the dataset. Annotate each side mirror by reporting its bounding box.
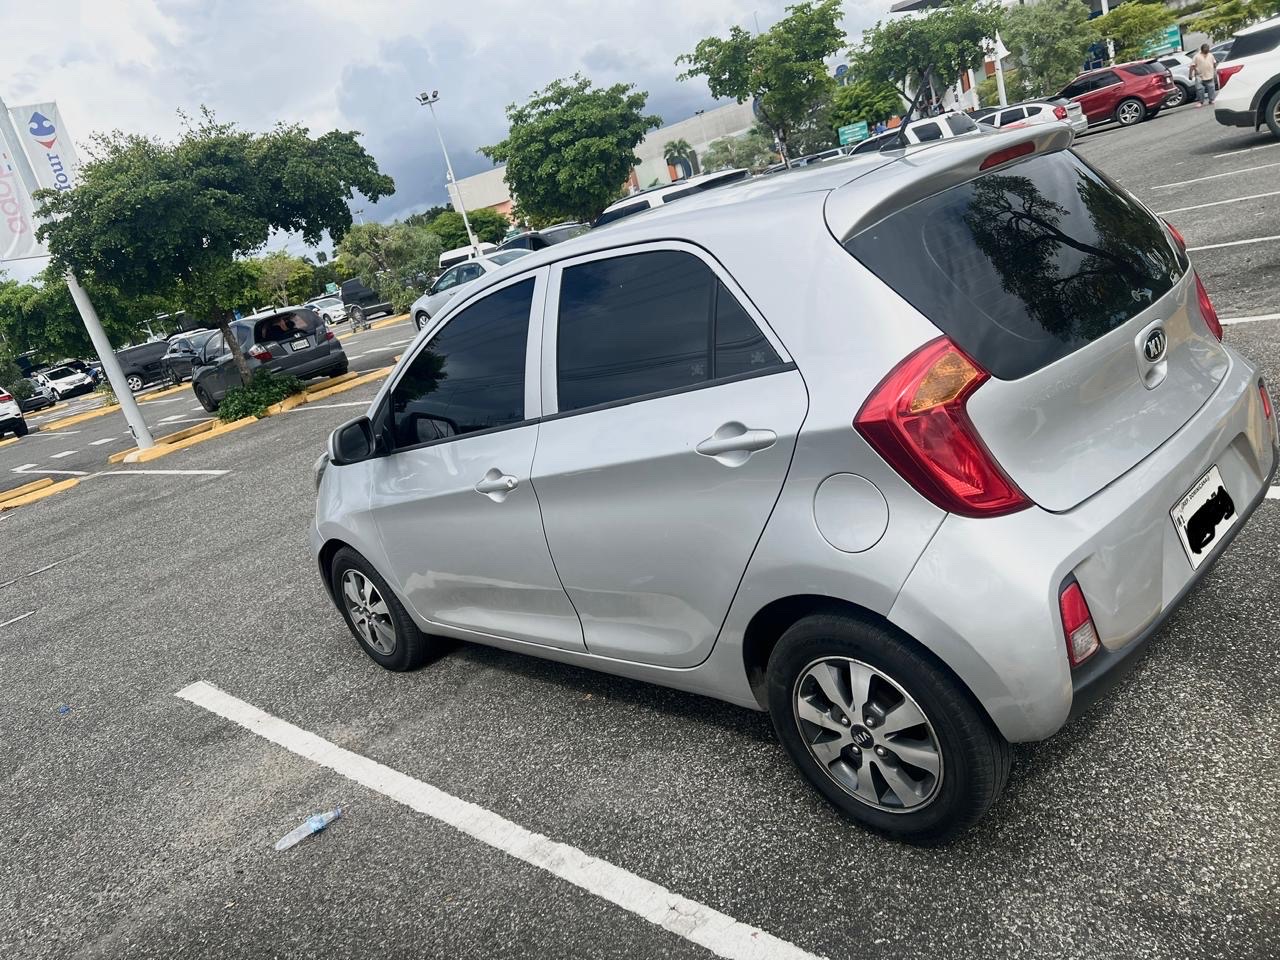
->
[328,415,377,465]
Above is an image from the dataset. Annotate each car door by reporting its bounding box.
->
[365,270,585,651]
[531,243,809,668]
[1080,72,1122,121]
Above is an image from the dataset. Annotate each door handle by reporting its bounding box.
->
[475,469,519,500]
[696,423,777,466]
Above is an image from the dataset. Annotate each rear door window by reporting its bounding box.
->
[843,151,1186,380]
[1092,72,1122,89]
[1224,25,1280,60]
[997,108,1026,125]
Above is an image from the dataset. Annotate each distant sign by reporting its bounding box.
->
[325,282,338,295]
[838,121,869,145]
[1143,25,1181,56]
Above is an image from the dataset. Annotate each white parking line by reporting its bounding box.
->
[0,555,76,589]
[1157,189,1280,215]
[159,414,190,423]
[388,338,412,346]
[30,430,81,436]
[1212,142,1280,159]
[11,466,88,476]
[1153,161,1280,190]
[176,681,823,960]
[1187,234,1280,252]
[49,450,77,459]
[1268,486,1280,500]
[103,469,230,476]
[1222,313,1280,325]
[0,611,34,628]
[89,437,120,446]
[364,345,399,353]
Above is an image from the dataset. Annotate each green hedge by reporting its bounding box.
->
[218,369,304,422]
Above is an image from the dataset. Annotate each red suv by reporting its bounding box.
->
[1058,62,1174,127]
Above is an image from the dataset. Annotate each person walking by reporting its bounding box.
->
[1190,44,1219,107]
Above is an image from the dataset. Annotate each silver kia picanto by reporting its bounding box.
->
[312,125,1277,843]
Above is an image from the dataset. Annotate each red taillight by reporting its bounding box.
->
[0,392,11,402]
[1162,218,1186,252]
[1053,105,1067,120]
[1195,273,1223,341]
[324,330,335,341]
[1059,582,1100,667]
[249,347,273,362]
[979,141,1035,170]
[855,338,1030,518]
[1261,381,1274,421]
[1218,64,1243,88]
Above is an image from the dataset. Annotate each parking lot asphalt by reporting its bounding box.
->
[0,318,414,494]
[2,115,1279,960]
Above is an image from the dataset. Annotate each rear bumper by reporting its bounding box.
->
[890,349,1277,742]
[1215,107,1255,128]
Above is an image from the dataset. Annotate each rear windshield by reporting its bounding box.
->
[844,151,1186,380]
[254,311,320,342]
[1225,24,1280,60]
[1122,63,1162,75]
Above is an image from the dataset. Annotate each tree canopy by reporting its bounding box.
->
[336,222,445,313]
[1092,1,1175,62]
[1002,0,1095,99]
[677,0,845,161]
[482,74,661,224]
[852,1,1005,99]
[700,127,779,173]
[830,79,905,128]
[426,208,510,249]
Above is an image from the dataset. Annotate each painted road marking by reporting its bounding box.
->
[364,345,399,353]
[1187,234,1280,252]
[49,450,77,459]
[0,611,34,628]
[11,466,89,476]
[160,414,190,423]
[0,556,76,590]
[1222,313,1280,325]
[176,681,825,960]
[1153,161,1280,190]
[1268,486,1279,500]
[1157,189,1280,215]
[103,469,230,476]
[389,338,412,346]
[11,463,36,471]
[1212,142,1280,159]
[30,430,81,436]
[90,437,119,446]
[141,397,184,405]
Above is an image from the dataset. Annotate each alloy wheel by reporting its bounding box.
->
[792,656,943,812]
[1118,101,1143,125]
[341,569,397,655]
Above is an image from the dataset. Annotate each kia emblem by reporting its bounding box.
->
[1144,328,1167,363]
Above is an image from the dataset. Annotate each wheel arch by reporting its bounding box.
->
[1250,75,1280,128]
[316,536,354,607]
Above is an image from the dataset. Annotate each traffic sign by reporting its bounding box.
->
[838,121,869,145]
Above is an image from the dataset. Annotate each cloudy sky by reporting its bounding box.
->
[0,0,887,278]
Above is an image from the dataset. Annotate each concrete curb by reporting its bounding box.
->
[123,416,257,464]
[0,477,54,503]
[0,435,21,449]
[0,477,80,512]
[138,383,192,403]
[40,403,120,431]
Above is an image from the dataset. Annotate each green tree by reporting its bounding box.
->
[663,138,700,177]
[677,0,846,163]
[482,74,661,223]
[830,78,905,128]
[1190,0,1256,41]
[1002,0,1095,99]
[426,207,510,249]
[1092,0,1175,62]
[35,108,393,382]
[700,126,779,173]
[852,0,1005,100]
[403,205,451,228]
[337,222,444,313]
[255,251,316,306]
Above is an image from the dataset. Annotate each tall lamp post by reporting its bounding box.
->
[416,90,480,257]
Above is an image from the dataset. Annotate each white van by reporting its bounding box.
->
[438,242,497,269]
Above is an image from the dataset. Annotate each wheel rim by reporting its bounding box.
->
[1168,88,1185,107]
[1119,102,1141,124]
[792,656,943,812]
[341,569,397,656]
[127,376,142,391]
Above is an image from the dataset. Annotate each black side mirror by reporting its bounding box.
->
[329,416,377,465]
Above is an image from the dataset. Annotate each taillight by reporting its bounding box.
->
[1218,64,1243,88]
[1059,582,1100,667]
[855,337,1030,518]
[249,347,273,362]
[1261,381,1274,421]
[1053,105,1067,120]
[0,392,11,402]
[1162,218,1186,252]
[979,141,1035,170]
[324,330,335,341]
[1195,273,1223,341]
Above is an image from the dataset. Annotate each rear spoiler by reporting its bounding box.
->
[825,125,1075,244]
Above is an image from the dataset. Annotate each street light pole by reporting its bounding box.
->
[416,91,480,257]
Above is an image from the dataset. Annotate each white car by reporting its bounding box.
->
[35,365,95,400]
[308,296,348,325]
[410,250,532,331]
[0,387,27,438]
[1214,17,1280,137]
[975,99,1088,137]
[593,168,751,228]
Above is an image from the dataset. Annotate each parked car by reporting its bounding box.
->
[1152,52,1198,107]
[57,358,101,384]
[410,250,532,331]
[115,341,170,392]
[161,329,215,383]
[34,365,95,400]
[439,243,498,269]
[498,222,590,252]
[593,168,751,229]
[339,278,393,328]
[1213,17,1280,137]
[18,379,56,412]
[312,126,1279,843]
[308,296,348,325]
[1058,62,1173,126]
[191,307,348,412]
[974,98,1088,136]
[0,389,27,438]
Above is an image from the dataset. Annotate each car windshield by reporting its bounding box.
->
[44,367,74,379]
[314,297,341,308]
[487,249,531,265]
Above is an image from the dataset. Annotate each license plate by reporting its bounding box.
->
[290,339,310,352]
[1170,465,1237,569]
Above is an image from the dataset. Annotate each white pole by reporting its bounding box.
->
[994,57,1008,107]
[423,96,479,258]
[1100,0,1116,64]
[0,96,153,448]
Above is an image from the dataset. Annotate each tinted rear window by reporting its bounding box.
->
[593,201,648,227]
[1122,63,1161,76]
[844,151,1186,380]
[1225,25,1280,60]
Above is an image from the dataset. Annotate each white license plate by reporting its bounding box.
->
[1170,465,1237,569]
[290,339,310,352]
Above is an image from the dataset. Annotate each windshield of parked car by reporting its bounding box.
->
[314,297,341,308]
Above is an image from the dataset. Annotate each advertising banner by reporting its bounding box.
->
[0,139,43,261]
[9,101,80,194]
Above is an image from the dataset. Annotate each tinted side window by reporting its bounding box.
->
[1061,81,1086,98]
[556,250,781,413]
[912,121,942,142]
[1225,26,1280,60]
[1093,72,1122,89]
[593,201,648,227]
[390,279,533,447]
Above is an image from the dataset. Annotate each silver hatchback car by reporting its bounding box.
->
[313,126,1277,843]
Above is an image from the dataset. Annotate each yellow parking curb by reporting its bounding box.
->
[262,393,310,417]
[41,403,119,431]
[123,416,257,464]
[138,383,191,403]
[0,435,21,449]
[0,477,54,503]
[0,477,79,511]
[307,371,358,393]
[109,418,218,464]
[297,365,393,403]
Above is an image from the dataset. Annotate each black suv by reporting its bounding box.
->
[339,278,392,327]
[115,341,170,392]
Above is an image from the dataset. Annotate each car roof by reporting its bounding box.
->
[1236,15,1280,35]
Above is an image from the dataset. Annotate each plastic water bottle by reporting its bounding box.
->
[274,807,342,851]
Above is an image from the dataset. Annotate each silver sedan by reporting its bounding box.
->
[410,250,532,331]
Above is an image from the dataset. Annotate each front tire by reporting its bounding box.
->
[14,420,28,437]
[125,374,144,393]
[1165,83,1188,108]
[194,384,218,413]
[329,546,433,671]
[1265,88,1280,139]
[414,311,429,331]
[767,612,1010,845]
[1115,98,1146,126]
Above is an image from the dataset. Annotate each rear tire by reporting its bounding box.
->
[330,363,349,377]
[1165,84,1188,108]
[329,546,433,671]
[194,385,218,413]
[1265,88,1280,139]
[767,612,1010,845]
[125,374,144,393]
[1115,98,1146,126]
[14,420,28,437]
